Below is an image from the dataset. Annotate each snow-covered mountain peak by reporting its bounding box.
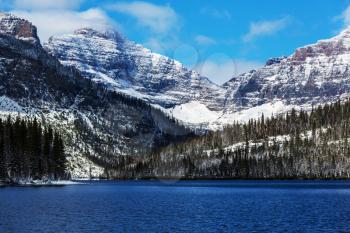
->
[71,27,179,67]
[45,28,226,111]
[0,12,39,45]
[265,56,287,66]
[221,27,350,126]
[288,28,350,63]
[332,26,350,41]
[73,27,125,43]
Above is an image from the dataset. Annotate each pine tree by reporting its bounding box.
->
[43,126,53,179]
[0,119,6,181]
[53,132,66,179]
[0,117,67,181]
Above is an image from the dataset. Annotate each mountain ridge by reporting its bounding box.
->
[222,26,350,115]
[44,27,226,112]
[44,24,350,128]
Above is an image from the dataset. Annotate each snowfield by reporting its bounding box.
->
[167,101,222,124]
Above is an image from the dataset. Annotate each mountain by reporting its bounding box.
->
[175,26,350,126]
[0,12,40,45]
[0,13,192,178]
[45,26,350,128]
[222,28,350,118]
[44,28,225,112]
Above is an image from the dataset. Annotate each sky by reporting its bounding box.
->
[1,0,350,84]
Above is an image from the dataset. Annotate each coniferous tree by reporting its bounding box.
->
[43,126,53,178]
[0,119,6,180]
[106,98,350,179]
[0,116,67,181]
[53,132,66,179]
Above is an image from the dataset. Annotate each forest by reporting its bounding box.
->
[0,116,66,183]
[102,99,350,179]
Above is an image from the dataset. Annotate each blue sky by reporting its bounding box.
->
[1,0,350,84]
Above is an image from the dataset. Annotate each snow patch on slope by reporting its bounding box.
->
[163,100,299,130]
[168,101,222,124]
[218,101,292,124]
[0,96,24,113]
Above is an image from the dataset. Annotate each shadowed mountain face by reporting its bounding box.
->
[0,13,192,178]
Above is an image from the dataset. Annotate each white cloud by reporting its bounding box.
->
[14,0,83,10]
[195,35,216,46]
[196,60,235,85]
[338,5,350,27]
[234,60,264,75]
[144,38,167,53]
[196,56,263,85]
[243,17,290,42]
[200,7,232,20]
[12,8,115,42]
[108,2,181,56]
[108,1,178,34]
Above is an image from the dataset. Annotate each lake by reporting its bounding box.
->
[1,180,350,232]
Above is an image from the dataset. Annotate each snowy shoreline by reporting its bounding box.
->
[3,177,350,187]
[0,180,80,187]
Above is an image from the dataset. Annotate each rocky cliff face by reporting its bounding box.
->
[44,28,225,110]
[0,13,192,178]
[0,12,39,45]
[222,28,350,116]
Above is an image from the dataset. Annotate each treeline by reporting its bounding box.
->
[0,116,66,182]
[103,99,350,179]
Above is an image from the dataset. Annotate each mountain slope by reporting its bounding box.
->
[114,100,350,179]
[0,13,192,178]
[44,28,225,112]
[223,28,350,116]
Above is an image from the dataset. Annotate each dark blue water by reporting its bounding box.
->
[1,180,350,233]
